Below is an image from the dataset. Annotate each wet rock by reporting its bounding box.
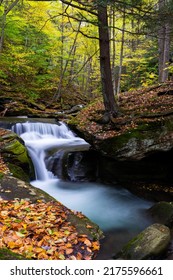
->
[67,151,98,182]
[148,202,173,228]
[114,223,171,260]
[48,150,98,182]
[95,119,173,161]
[0,129,35,181]
[0,175,54,202]
[69,115,173,199]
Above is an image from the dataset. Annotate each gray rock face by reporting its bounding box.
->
[48,150,98,182]
[96,118,173,161]
[115,223,171,260]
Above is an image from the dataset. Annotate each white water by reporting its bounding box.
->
[12,121,152,231]
[13,122,89,180]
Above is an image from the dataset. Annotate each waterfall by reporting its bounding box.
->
[12,121,89,180]
[13,121,75,138]
[12,121,153,232]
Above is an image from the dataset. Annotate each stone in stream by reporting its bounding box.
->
[148,202,173,228]
[114,223,171,260]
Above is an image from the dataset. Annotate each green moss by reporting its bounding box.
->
[100,126,146,153]
[7,163,30,182]
[0,248,28,260]
[99,120,167,155]
[0,173,4,179]
[3,139,29,163]
[1,131,35,180]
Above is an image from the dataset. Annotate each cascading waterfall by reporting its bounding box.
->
[12,121,153,233]
[12,121,89,180]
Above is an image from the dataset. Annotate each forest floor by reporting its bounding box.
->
[72,82,173,140]
[1,82,173,124]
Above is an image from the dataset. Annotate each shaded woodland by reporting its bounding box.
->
[1,0,173,261]
[1,0,173,115]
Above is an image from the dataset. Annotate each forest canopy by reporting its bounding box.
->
[0,0,173,109]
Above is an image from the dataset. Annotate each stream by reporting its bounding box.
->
[11,120,153,259]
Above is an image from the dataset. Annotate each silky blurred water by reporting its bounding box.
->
[12,121,153,233]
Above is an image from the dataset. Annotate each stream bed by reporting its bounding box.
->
[4,119,154,259]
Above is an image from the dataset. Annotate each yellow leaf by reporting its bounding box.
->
[8,241,17,249]
[22,224,27,230]
[1,225,7,232]
[59,254,65,260]
[92,241,100,251]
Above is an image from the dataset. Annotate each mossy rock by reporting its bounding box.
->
[97,118,173,160]
[71,114,173,161]
[0,248,28,260]
[0,130,35,181]
[115,223,171,260]
[148,202,173,228]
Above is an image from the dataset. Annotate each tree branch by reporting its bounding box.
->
[60,0,98,16]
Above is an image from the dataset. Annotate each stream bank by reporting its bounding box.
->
[0,127,103,260]
[0,120,173,260]
[1,83,173,259]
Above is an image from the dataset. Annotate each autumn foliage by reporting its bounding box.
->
[0,199,100,260]
[72,83,173,139]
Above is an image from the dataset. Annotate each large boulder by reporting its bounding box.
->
[95,118,173,161]
[48,150,98,182]
[148,202,173,228]
[70,114,173,161]
[114,223,171,260]
[69,115,173,200]
[0,129,35,181]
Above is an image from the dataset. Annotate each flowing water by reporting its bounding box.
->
[12,121,153,259]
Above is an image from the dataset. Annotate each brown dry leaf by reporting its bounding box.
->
[65,248,73,255]
[0,199,100,260]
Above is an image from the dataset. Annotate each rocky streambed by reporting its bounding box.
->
[0,120,173,260]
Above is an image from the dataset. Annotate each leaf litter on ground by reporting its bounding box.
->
[74,82,173,140]
[0,199,100,260]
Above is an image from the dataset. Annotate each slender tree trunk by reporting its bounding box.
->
[0,13,6,53]
[158,0,170,82]
[162,22,170,81]
[68,45,76,84]
[111,3,116,96]
[97,3,119,115]
[52,21,81,102]
[117,7,125,96]
[60,2,64,81]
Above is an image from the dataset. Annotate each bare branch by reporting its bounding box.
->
[60,0,98,16]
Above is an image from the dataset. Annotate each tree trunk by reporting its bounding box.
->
[52,21,81,102]
[117,6,125,96]
[0,12,6,53]
[97,3,119,115]
[158,0,170,83]
[110,3,116,96]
